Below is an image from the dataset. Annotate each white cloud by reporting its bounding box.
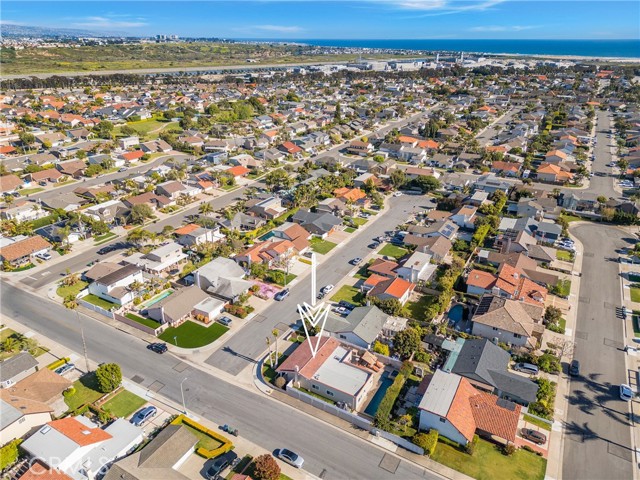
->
[0,20,25,26]
[254,25,303,33]
[470,25,539,31]
[71,16,148,29]
[384,0,506,11]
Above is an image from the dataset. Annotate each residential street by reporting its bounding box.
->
[206,194,424,374]
[0,282,441,480]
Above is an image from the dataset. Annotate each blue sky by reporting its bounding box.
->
[2,1,639,40]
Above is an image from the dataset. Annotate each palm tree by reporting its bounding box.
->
[272,329,279,367]
[199,202,214,216]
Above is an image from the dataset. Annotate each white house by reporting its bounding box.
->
[395,252,437,284]
[119,136,140,149]
[87,264,144,306]
[0,391,52,443]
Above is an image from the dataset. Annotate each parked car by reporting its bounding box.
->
[320,284,334,294]
[147,343,168,354]
[350,257,362,266]
[521,428,547,445]
[275,448,304,468]
[513,363,539,375]
[274,289,290,301]
[620,384,634,401]
[206,451,238,479]
[118,167,128,172]
[130,406,157,426]
[368,242,379,249]
[54,363,75,375]
[218,316,232,327]
[338,300,356,310]
[569,359,580,376]
[334,306,350,315]
[35,252,52,261]
[393,191,403,197]
[97,245,116,255]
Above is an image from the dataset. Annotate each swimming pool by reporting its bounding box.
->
[141,289,174,308]
[448,304,464,322]
[259,231,276,241]
[364,375,394,417]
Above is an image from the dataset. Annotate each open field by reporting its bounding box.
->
[0,42,419,76]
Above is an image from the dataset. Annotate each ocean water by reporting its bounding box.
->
[263,39,640,59]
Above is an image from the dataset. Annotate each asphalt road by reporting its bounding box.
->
[475,107,522,146]
[563,223,634,480]
[588,110,620,200]
[206,194,424,374]
[0,282,440,480]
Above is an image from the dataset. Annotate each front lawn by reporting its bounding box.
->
[353,259,374,280]
[158,321,228,348]
[82,294,117,310]
[20,187,45,196]
[378,244,408,260]
[64,373,104,411]
[329,285,365,305]
[95,232,117,245]
[523,414,552,431]
[556,250,574,262]
[57,281,88,299]
[344,227,356,233]
[310,237,337,255]
[631,288,640,303]
[182,423,223,451]
[551,279,571,299]
[431,437,546,480]
[125,313,160,329]
[352,217,368,226]
[101,389,147,418]
[262,354,289,384]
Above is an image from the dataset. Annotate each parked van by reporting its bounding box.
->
[513,363,539,375]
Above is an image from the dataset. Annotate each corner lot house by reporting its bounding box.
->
[124,242,187,274]
[418,369,521,446]
[87,264,144,306]
[21,416,143,480]
[0,235,51,268]
[147,285,224,325]
[276,337,376,410]
[194,257,253,303]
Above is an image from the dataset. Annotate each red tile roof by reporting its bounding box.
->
[122,150,144,161]
[446,377,478,442]
[49,417,112,446]
[466,269,496,290]
[469,392,521,442]
[227,165,250,177]
[174,223,200,235]
[369,277,414,299]
[19,461,72,480]
[276,336,338,379]
[368,258,399,277]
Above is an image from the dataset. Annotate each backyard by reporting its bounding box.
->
[158,321,228,348]
[330,285,365,305]
[431,438,546,480]
[403,294,438,322]
[378,244,408,260]
[310,237,337,255]
[82,294,117,310]
[64,373,104,411]
[125,312,160,330]
[101,389,147,418]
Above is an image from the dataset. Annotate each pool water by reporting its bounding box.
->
[364,375,394,417]
[448,304,464,322]
[142,289,174,308]
[259,231,276,241]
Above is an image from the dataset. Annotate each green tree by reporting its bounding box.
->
[393,327,422,359]
[264,168,293,192]
[373,340,390,356]
[390,170,406,189]
[128,204,154,225]
[95,363,122,393]
[199,202,214,216]
[413,175,441,193]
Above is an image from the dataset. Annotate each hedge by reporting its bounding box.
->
[47,357,71,370]
[374,373,406,429]
[171,414,233,458]
[0,439,21,470]
[413,430,438,456]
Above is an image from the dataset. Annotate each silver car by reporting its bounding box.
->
[275,448,304,468]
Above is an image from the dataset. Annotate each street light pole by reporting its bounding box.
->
[180,377,188,414]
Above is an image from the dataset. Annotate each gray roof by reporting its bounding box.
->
[450,339,537,403]
[96,264,141,287]
[536,221,562,235]
[291,210,342,234]
[346,306,389,344]
[147,286,209,323]
[417,369,459,414]
[0,399,22,427]
[104,424,197,480]
[0,352,37,382]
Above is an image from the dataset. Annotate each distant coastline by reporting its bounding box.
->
[241,38,640,61]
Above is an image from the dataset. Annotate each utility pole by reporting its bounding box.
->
[76,310,91,373]
[266,337,273,368]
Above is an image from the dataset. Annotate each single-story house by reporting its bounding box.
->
[0,235,51,268]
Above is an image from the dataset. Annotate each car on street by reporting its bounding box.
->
[368,242,379,249]
[275,448,304,468]
[393,191,403,197]
[131,406,157,426]
[147,343,168,354]
[620,384,634,401]
[97,245,116,255]
[569,360,580,376]
[35,252,52,261]
[54,363,75,375]
[218,316,232,327]
[520,428,547,445]
[206,451,238,479]
[118,167,128,172]
[320,284,334,294]
[274,289,290,301]
[350,257,362,265]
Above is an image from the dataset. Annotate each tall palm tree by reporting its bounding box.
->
[199,202,214,216]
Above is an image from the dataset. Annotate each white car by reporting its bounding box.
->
[321,284,334,294]
[36,252,52,261]
[393,191,403,197]
[620,384,634,402]
[275,449,304,468]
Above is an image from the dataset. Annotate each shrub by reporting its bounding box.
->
[373,340,390,357]
[0,439,22,470]
[98,408,112,424]
[413,429,438,456]
[503,443,517,456]
[133,297,142,306]
[274,376,286,389]
[465,434,479,456]
[252,454,281,480]
[537,353,561,374]
[63,387,76,397]
[95,363,122,393]
[414,349,432,364]
[374,374,406,429]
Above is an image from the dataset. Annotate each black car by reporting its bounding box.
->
[569,359,580,376]
[97,245,115,255]
[206,451,238,479]
[147,343,168,354]
[368,242,379,249]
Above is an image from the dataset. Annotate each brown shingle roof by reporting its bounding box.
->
[0,235,51,262]
[10,367,71,404]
